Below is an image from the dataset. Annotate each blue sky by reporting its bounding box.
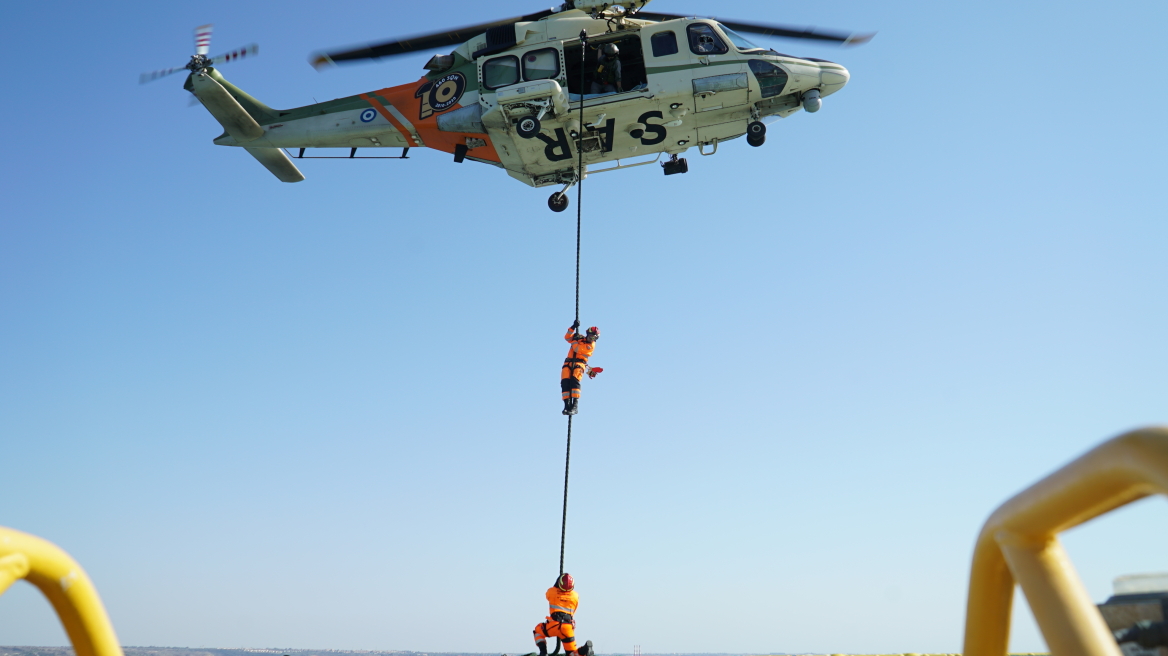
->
[2,0,1166,653]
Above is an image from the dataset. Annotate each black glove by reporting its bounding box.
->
[571,320,580,330]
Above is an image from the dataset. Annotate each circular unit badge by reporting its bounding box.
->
[360,108,377,122]
[429,72,466,113]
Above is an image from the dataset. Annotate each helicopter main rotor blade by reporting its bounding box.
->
[309,9,556,68]
[634,12,874,46]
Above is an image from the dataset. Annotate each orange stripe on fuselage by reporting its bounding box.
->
[360,92,418,147]
[368,77,502,164]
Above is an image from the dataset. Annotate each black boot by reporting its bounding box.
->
[562,398,571,415]
[567,398,578,415]
[579,641,593,656]
[537,643,548,656]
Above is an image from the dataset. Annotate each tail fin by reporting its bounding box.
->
[185,68,303,182]
[244,147,305,183]
[184,67,277,124]
[203,67,278,123]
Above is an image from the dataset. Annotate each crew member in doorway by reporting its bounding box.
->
[561,321,601,415]
[533,573,593,656]
[590,43,622,94]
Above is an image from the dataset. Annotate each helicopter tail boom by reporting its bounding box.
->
[186,69,304,182]
[189,71,264,143]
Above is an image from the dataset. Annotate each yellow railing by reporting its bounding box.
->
[0,526,124,656]
[963,426,1168,656]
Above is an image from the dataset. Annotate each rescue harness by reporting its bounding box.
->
[594,60,618,86]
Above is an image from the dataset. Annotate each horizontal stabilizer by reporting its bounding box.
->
[245,147,305,183]
[190,72,264,143]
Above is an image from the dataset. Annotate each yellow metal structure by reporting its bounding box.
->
[0,526,124,656]
[964,426,1168,656]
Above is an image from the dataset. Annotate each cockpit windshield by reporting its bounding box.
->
[718,24,762,51]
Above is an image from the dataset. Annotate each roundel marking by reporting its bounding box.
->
[360,108,377,122]
[429,72,466,113]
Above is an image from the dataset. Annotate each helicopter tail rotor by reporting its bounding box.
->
[139,24,259,84]
[139,66,186,85]
[194,24,213,56]
[210,44,259,66]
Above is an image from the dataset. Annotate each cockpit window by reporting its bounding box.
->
[522,48,560,81]
[483,55,519,89]
[719,24,762,51]
[687,24,728,55]
[748,59,789,98]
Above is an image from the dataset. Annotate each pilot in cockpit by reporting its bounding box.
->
[690,24,723,53]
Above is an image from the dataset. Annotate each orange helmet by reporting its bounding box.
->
[556,573,575,591]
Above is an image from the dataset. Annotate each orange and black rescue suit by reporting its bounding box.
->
[534,585,580,654]
[561,329,595,402]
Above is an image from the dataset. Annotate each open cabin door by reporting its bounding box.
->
[564,32,648,104]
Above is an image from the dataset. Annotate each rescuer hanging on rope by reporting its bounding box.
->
[533,573,593,656]
[561,321,602,415]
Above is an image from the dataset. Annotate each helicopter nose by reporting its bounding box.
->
[820,66,850,98]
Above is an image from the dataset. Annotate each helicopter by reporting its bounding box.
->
[142,0,872,212]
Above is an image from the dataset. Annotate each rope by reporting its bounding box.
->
[574,188,582,325]
[574,29,587,326]
[559,29,588,579]
[559,415,572,576]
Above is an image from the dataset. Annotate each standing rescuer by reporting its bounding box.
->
[561,321,601,415]
[591,43,622,94]
[533,573,593,656]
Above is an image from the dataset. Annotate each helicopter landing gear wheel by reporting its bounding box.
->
[747,121,766,147]
[548,192,570,212]
[517,116,542,139]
